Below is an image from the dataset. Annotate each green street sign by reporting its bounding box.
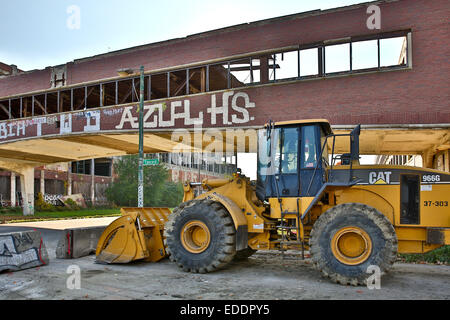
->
[143,159,159,166]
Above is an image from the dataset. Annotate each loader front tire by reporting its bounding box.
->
[165,199,236,273]
[309,203,398,286]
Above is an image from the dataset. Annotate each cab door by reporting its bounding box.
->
[256,126,300,199]
[299,125,324,197]
[276,126,300,197]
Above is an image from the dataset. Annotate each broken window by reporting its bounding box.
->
[325,43,350,74]
[20,96,33,117]
[169,70,188,97]
[72,87,85,110]
[230,58,252,88]
[300,48,319,77]
[72,160,91,175]
[209,63,229,91]
[10,99,20,119]
[268,54,276,81]
[273,50,299,80]
[46,92,58,114]
[132,78,139,102]
[33,94,47,115]
[188,67,207,94]
[102,82,116,106]
[351,39,379,70]
[380,36,407,67]
[0,100,10,120]
[117,79,133,104]
[250,59,261,84]
[150,73,168,99]
[0,31,411,120]
[59,89,71,112]
[144,76,150,101]
[86,85,101,109]
[256,56,271,84]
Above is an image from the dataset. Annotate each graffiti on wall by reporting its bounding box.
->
[0,232,48,272]
[0,91,256,143]
[43,193,64,206]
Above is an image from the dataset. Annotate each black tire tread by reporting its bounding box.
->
[164,199,236,273]
[309,203,398,286]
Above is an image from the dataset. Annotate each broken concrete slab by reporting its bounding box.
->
[60,193,87,209]
[0,230,49,272]
[56,226,106,259]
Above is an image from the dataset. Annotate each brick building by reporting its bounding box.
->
[0,0,448,211]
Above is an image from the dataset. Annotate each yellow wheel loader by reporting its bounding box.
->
[97,119,450,286]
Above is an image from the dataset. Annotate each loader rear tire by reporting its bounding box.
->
[309,203,397,286]
[164,199,236,273]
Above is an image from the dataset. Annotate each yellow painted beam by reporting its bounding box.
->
[0,148,73,163]
[0,127,447,166]
[0,139,124,161]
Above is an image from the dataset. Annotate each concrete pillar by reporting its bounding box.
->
[0,161,41,215]
[19,167,35,216]
[445,150,450,173]
[90,159,95,206]
[40,169,45,196]
[67,162,72,195]
[421,150,434,169]
[10,172,16,207]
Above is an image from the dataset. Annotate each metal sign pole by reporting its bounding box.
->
[138,66,145,208]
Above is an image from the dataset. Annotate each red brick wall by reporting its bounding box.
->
[0,0,448,125]
[63,0,448,86]
[0,68,51,97]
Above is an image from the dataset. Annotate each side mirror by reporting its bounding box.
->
[266,119,274,140]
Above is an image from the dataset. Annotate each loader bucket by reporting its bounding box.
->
[95,207,171,264]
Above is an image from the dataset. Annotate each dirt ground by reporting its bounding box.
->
[1,248,449,300]
[0,219,449,301]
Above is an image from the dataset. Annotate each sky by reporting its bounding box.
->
[0,0,369,71]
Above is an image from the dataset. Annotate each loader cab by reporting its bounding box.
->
[256,119,332,201]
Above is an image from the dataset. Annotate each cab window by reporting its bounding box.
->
[301,125,318,168]
[281,127,298,174]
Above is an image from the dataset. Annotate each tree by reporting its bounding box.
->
[106,155,183,207]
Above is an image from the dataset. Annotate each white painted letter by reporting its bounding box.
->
[115,106,138,129]
[369,172,377,184]
[207,92,233,125]
[16,121,26,136]
[231,92,255,124]
[143,104,158,128]
[60,114,72,134]
[183,100,203,125]
[84,111,100,132]
[0,123,6,139]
